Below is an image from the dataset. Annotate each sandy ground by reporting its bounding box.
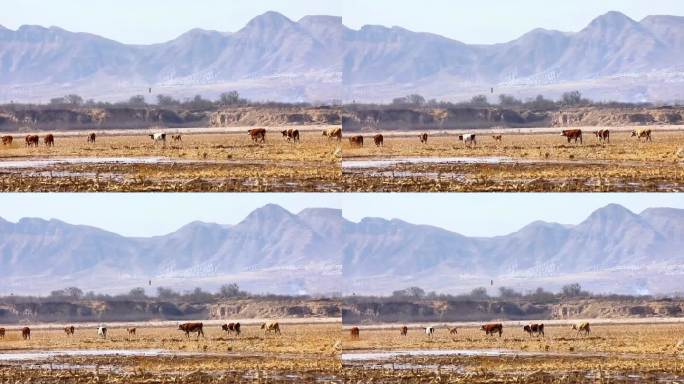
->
[341,322,684,383]
[0,128,341,191]
[0,321,342,383]
[341,127,684,192]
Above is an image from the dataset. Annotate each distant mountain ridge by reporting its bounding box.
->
[343,11,684,102]
[2,11,684,102]
[0,12,343,103]
[343,204,684,295]
[0,204,342,295]
[1,204,682,296]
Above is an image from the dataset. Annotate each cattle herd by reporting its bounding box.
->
[0,321,284,342]
[0,128,658,150]
[348,322,594,340]
[341,128,655,148]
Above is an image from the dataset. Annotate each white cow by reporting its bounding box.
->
[97,325,107,339]
[424,326,435,338]
[149,133,167,144]
[459,134,476,147]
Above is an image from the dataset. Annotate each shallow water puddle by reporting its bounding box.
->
[341,348,610,361]
[0,349,171,360]
[342,157,516,168]
[0,157,172,168]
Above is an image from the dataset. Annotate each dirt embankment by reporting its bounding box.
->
[552,107,684,126]
[0,106,342,131]
[343,298,684,324]
[209,106,341,127]
[343,106,684,131]
[0,298,341,324]
[209,299,341,319]
[0,107,209,131]
[343,107,549,131]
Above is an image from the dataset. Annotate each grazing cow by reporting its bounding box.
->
[572,322,591,336]
[458,134,476,147]
[25,135,39,147]
[221,322,241,336]
[400,326,408,336]
[323,127,342,141]
[631,129,652,142]
[449,327,458,335]
[523,323,544,337]
[248,128,267,143]
[281,129,301,143]
[261,322,281,335]
[492,135,502,142]
[0,328,5,339]
[127,328,136,336]
[1,135,12,146]
[150,133,167,144]
[22,327,31,340]
[178,322,205,339]
[44,134,55,147]
[350,327,360,340]
[424,326,435,338]
[373,134,384,147]
[561,129,583,144]
[348,135,364,147]
[481,323,503,337]
[419,133,428,143]
[97,326,107,339]
[64,326,75,336]
[87,133,96,143]
[594,129,610,143]
[172,134,182,142]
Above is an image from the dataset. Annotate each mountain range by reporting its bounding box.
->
[343,204,684,295]
[1,204,682,296]
[2,11,684,103]
[0,204,343,295]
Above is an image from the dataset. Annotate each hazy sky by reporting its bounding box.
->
[1,0,683,44]
[1,193,681,238]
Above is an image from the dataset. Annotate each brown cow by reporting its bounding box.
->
[221,322,241,336]
[350,327,360,340]
[323,127,342,141]
[594,129,609,143]
[64,326,75,336]
[492,135,502,142]
[481,323,503,337]
[631,129,652,142]
[373,134,384,147]
[1,135,12,146]
[261,322,281,335]
[178,322,204,339]
[21,327,31,340]
[25,135,39,147]
[572,322,591,336]
[0,328,5,339]
[400,326,408,336]
[87,133,96,143]
[419,133,428,143]
[248,128,266,143]
[349,135,364,147]
[523,323,544,337]
[561,129,582,144]
[127,328,136,336]
[172,134,182,142]
[44,134,55,147]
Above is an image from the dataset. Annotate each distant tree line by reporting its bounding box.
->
[344,284,682,305]
[0,283,332,305]
[348,90,666,111]
[0,90,332,111]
